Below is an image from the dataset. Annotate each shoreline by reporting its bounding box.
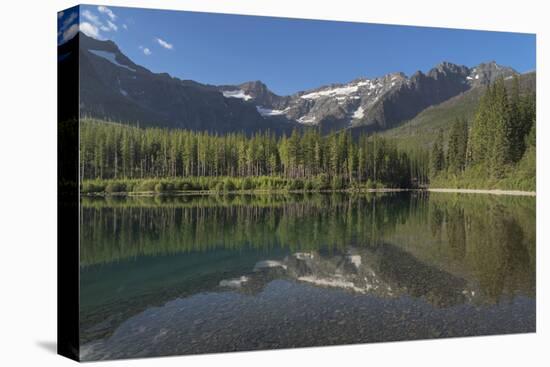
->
[81,188,410,197]
[426,188,536,197]
[80,187,535,197]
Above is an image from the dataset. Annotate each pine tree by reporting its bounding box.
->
[447,118,468,174]
[469,84,492,165]
[430,129,446,176]
[489,77,511,178]
[347,142,356,183]
[508,75,523,162]
[518,92,536,156]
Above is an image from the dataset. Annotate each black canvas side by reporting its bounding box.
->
[57,5,80,362]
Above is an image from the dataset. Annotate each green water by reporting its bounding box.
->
[79,192,535,360]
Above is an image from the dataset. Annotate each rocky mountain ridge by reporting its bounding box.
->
[222,61,517,133]
[61,32,519,135]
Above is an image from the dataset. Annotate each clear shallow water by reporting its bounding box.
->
[79,192,535,361]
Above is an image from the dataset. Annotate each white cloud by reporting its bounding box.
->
[82,9,109,33]
[80,22,100,39]
[122,24,128,30]
[97,6,117,21]
[107,20,118,31]
[60,11,78,32]
[82,10,101,26]
[139,46,152,56]
[82,8,118,36]
[58,11,78,44]
[64,12,78,26]
[62,24,79,42]
[155,37,173,50]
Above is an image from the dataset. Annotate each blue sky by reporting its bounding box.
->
[59,5,536,96]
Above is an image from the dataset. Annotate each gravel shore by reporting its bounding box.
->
[427,188,536,197]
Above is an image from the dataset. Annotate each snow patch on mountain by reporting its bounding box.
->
[355,80,372,88]
[88,49,136,72]
[298,115,317,125]
[352,106,364,119]
[300,80,374,100]
[222,89,253,101]
[256,106,287,116]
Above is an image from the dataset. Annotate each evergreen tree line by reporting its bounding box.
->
[431,76,536,181]
[80,119,430,190]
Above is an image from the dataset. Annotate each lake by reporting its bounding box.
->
[79,192,535,361]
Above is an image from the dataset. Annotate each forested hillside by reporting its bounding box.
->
[379,72,536,150]
[429,76,536,190]
[79,119,429,193]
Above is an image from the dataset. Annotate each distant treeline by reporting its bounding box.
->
[430,76,536,190]
[80,119,430,191]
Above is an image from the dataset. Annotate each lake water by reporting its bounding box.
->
[79,192,536,361]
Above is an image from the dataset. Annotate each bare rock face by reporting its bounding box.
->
[468,61,517,87]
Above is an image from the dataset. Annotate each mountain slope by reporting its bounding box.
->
[64,32,298,134]
[378,72,536,150]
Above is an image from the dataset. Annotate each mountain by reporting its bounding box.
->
[60,32,298,134]
[379,71,536,150]
[220,61,517,134]
[60,32,522,136]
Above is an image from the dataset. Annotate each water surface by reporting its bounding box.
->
[79,192,535,360]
